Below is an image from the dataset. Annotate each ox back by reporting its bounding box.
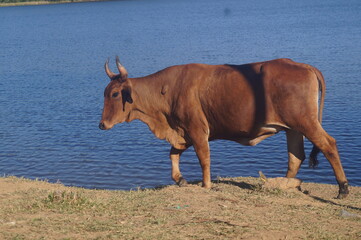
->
[99,57,349,199]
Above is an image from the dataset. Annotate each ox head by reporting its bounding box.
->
[99,57,133,130]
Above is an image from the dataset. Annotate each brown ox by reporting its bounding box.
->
[99,57,349,199]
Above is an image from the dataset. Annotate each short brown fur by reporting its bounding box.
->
[99,58,348,198]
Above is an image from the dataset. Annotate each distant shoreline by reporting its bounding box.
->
[0,0,110,7]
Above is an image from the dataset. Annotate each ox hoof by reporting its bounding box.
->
[202,182,212,189]
[337,182,349,199]
[337,193,349,199]
[177,177,188,187]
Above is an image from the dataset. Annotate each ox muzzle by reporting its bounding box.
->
[99,122,106,130]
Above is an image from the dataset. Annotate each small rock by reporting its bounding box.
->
[340,209,361,219]
[259,171,302,190]
[264,177,302,190]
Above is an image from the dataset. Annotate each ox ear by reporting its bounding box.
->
[121,86,133,111]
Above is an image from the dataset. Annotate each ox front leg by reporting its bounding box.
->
[193,140,211,189]
[286,130,305,178]
[187,115,211,188]
[170,147,188,187]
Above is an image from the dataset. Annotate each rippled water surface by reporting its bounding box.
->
[1,0,360,189]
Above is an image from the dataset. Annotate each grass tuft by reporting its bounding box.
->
[42,190,94,211]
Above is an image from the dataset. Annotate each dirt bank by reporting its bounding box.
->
[0,176,360,239]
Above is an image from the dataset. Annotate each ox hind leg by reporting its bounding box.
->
[285,130,305,178]
[170,146,188,186]
[303,123,349,199]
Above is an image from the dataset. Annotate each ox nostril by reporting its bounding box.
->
[99,122,105,130]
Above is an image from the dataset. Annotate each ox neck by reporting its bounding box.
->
[126,75,169,123]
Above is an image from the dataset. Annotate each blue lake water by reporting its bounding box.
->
[1,0,361,190]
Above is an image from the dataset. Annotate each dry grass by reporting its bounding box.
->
[0,176,360,239]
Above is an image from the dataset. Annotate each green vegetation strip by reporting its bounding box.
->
[0,0,107,7]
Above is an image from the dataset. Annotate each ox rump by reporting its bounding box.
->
[99,57,349,199]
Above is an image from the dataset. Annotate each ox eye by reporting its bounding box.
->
[112,92,119,98]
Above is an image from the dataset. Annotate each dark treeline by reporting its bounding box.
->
[1,0,78,3]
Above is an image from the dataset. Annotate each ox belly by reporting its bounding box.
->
[222,125,285,146]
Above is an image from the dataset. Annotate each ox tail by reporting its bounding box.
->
[309,67,326,168]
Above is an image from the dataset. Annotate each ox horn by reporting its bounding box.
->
[116,56,128,80]
[105,58,116,79]
[104,58,116,79]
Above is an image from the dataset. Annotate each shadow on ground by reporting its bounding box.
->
[153,179,258,191]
